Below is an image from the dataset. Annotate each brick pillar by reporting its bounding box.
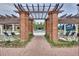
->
[46,18,50,36]
[52,13,58,40]
[20,12,29,41]
[31,19,33,33]
[29,19,31,33]
[48,12,58,40]
[46,18,50,38]
[45,19,47,35]
[48,13,52,40]
[29,19,33,33]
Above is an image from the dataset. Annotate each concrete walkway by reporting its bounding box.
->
[0,36,79,56]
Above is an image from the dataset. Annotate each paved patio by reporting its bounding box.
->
[0,36,79,56]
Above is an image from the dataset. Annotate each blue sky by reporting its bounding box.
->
[59,3,77,17]
[0,3,78,18]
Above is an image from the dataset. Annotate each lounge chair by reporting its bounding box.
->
[67,32,78,41]
[3,32,11,41]
[3,32,9,37]
[59,32,70,41]
[11,32,15,36]
[64,31,70,36]
[11,32,20,40]
[69,32,75,36]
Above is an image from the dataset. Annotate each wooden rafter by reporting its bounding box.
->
[14,4,21,12]
[41,4,45,19]
[5,14,12,18]
[0,14,5,19]
[11,14,17,18]
[60,14,67,18]
[66,14,72,18]
[26,4,33,17]
[37,4,39,18]
[14,3,64,19]
[32,4,37,19]
[18,4,23,12]
[53,4,59,11]
[20,4,25,11]
[44,4,51,19]
[58,10,64,13]
[56,4,63,11]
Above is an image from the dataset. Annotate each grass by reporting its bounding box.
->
[0,33,33,48]
[45,34,79,48]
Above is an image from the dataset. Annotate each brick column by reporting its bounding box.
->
[29,19,31,33]
[20,12,29,41]
[48,11,58,40]
[31,19,33,33]
[29,19,33,33]
[45,19,47,35]
[46,18,50,36]
[52,13,58,40]
[48,13,52,40]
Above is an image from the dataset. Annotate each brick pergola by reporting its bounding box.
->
[45,4,64,40]
[0,3,78,41]
[0,3,79,41]
[13,3,64,41]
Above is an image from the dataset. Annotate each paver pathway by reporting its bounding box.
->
[0,36,79,56]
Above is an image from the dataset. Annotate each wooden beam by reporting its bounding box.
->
[66,14,72,18]
[41,4,45,19]
[37,4,40,18]
[53,4,59,11]
[60,14,67,18]
[20,4,25,11]
[44,4,51,19]
[5,14,12,18]
[26,4,33,18]
[18,4,24,11]
[11,14,18,18]
[14,4,21,12]
[56,4,63,11]
[32,4,37,19]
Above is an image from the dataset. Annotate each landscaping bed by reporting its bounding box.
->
[45,34,79,47]
[0,33,33,48]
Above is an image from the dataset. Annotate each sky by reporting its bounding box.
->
[58,3,78,17]
[0,3,78,23]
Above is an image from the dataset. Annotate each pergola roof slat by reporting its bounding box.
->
[14,4,22,12]
[11,14,17,18]
[56,4,63,11]
[60,14,67,18]
[53,4,59,11]
[18,4,23,12]
[44,4,51,19]
[41,4,45,19]
[20,4,26,11]
[5,14,12,18]
[66,14,72,18]
[26,4,34,18]
[1,3,79,24]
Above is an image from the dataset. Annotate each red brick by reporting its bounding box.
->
[20,12,29,40]
[48,12,58,40]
